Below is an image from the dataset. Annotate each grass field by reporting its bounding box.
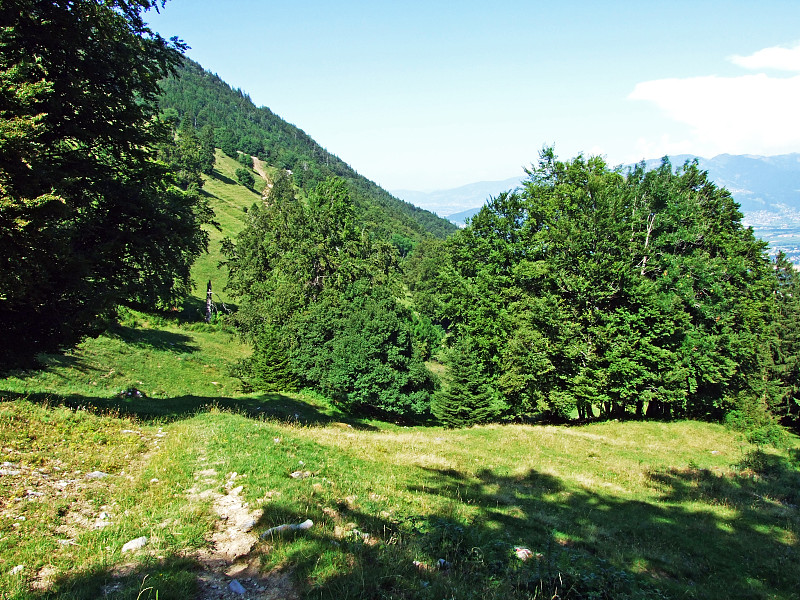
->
[2,152,799,599]
[2,314,799,599]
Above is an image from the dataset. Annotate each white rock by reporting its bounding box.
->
[121,536,148,553]
[240,519,258,532]
[9,565,24,576]
[86,471,109,479]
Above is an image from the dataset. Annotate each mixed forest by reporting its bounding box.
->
[3,3,800,600]
[2,0,798,436]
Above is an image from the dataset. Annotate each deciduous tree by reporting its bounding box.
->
[0,0,211,366]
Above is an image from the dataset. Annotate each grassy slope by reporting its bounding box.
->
[189,150,264,307]
[2,156,799,600]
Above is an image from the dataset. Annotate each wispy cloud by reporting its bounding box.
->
[629,43,800,158]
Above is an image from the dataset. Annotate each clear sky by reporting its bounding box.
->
[145,1,800,192]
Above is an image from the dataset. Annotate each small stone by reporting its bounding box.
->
[86,471,109,479]
[240,519,257,532]
[9,565,24,576]
[150,478,159,483]
[228,579,246,595]
[121,536,148,553]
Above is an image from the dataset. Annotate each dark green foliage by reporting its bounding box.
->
[413,149,791,424]
[238,327,298,393]
[235,166,255,188]
[391,233,415,257]
[433,337,494,427]
[770,251,800,425]
[158,58,458,242]
[0,0,212,367]
[288,279,437,417]
[411,313,444,361]
[224,175,437,417]
[237,151,252,167]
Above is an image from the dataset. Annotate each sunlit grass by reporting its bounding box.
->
[2,148,798,598]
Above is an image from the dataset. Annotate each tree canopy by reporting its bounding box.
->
[0,0,212,366]
[224,175,437,418]
[409,149,796,425]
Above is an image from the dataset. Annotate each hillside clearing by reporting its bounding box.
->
[1,315,798,599]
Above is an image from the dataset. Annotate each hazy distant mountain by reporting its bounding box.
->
[393,154,800,263]
[640,153,800,218]
[391,176,522,219]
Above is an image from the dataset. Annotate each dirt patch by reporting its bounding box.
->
[189,470,300,600]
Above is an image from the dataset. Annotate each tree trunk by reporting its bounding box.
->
[205,280,213,323]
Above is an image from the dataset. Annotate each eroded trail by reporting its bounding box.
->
[188,467,298,600]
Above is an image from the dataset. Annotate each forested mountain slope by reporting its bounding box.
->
[158,59,457,242]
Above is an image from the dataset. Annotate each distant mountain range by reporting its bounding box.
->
[392,153,800,264]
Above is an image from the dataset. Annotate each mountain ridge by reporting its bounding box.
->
[158,58,458,242]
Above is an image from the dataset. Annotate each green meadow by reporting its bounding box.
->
[2,312,799,599]
[2,148,799,600]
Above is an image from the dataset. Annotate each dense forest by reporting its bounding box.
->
[2,0,798,437]
[407,151,800,430]
[157,58,457,243]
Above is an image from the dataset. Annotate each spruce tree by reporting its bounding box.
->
[433,338,493,427]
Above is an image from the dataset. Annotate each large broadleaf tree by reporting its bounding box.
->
[0,0,212,366]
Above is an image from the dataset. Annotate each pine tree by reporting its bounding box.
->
[433,338,494,427]
[244,328,298,393]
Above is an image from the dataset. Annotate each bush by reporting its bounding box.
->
[235,167,254,188]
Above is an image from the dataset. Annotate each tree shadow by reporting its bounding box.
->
[18,440,800,599]
[107,325,199,354]
[210,170,238,186]
[0,389,378,430]
[243,457,799,598]
[401,458,800,599]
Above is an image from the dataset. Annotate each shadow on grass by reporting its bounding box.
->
[0,389,378,430]
[397,457,800,599]
[221,454,800,600]
[25,555,200,600]
[18,447,800,599]
[107,325,200,354]
[210,170,238,186]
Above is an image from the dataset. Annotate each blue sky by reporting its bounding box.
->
[145,1,800,191]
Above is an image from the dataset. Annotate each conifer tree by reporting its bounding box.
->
[433,337,494,427]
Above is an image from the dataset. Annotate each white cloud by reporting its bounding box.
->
[730,42,800,72]
[629,45,800,158]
